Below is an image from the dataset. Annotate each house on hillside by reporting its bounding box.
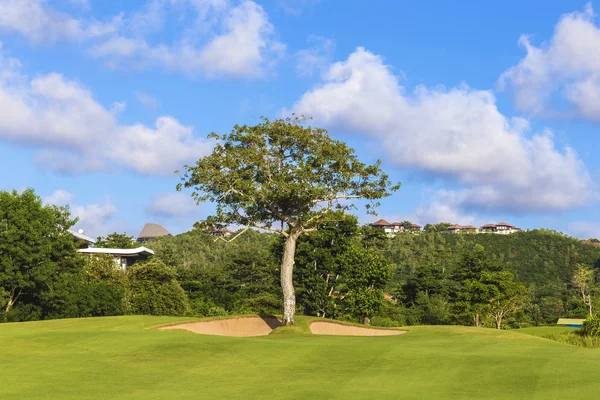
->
[78,247,154,270]
[371,219,396,235]
[447,225,478,234]
[371,220,421,236]
[137,223,171,243]
[480,222,521,234]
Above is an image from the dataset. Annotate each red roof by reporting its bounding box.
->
[481,224,496,228]
[371,219,392,226]
[448,224,476,230]
[411,223,421,228]
[497,222,513,227]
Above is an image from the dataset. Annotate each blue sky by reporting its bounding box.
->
[1,0,600,239]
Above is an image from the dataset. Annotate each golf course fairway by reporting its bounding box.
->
[1,316,599,399]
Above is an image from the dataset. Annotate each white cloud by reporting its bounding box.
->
[71,199,118,237]
[0,50,212,175]
[499,3,600,119]
[44,189,74,205]
[292,47,595,213]
[413,191,479,226]
[147,192,198,217]
[42,189,120,236]
[0,0,121,45]
[295,35,334,77]
[0,1,283,79]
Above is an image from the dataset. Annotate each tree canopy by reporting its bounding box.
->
[178,116,399,324]
[0,189,81,320]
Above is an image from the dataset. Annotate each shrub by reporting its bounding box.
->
[190,299,228,317]
[581,315,600,337]
[128,259,190,316]
[370,317,400,327]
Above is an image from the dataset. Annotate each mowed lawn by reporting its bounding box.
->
[2,316,600,400]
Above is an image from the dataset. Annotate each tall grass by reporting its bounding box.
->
[544,331,600,348]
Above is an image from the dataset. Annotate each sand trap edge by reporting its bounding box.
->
[157,316,282,337]
[309,321,407,336]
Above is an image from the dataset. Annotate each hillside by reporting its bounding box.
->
[144,227,600,327]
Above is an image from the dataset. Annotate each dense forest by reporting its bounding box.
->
[147,224,600,328]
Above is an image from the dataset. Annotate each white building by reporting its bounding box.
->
[479,222,521,234]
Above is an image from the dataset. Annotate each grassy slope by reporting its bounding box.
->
[2,317,600,400]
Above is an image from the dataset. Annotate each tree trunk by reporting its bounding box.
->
[4,295,15,322]
[363,316,371,325]
[495,315,502,330]
[474,313,480,327]
[281,233,300,325]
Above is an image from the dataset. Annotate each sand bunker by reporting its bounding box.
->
[310,321,406,336]
[159,316,281,337]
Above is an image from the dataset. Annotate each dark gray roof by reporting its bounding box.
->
[137,223,170,239]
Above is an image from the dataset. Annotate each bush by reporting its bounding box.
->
[128,259,190,316]
[370,316,400,327]
[190,299,228,317]
[237,293,281,315]
[581,315,600,337]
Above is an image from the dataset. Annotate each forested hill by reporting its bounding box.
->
[386,229,600,287]
[145,227,600,326]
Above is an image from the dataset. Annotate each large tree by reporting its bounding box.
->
[0,189,81,320]
[178,117,399,324]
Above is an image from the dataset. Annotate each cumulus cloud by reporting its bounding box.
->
[71,200,117,236]
[293,47,595,213]
[0,0,121,45]
[0,0,285,78]
[44,189,74,206]
[147,192,198,217]
[0,49,212,175]
[43,189,119,236]
[499,3,600,119]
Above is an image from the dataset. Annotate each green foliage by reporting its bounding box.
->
[423,222,452,233]
[42,275,127,319]
[0,188,82,321]
[128,258,190,316]
[581,315,600,336]
[148,228,280,315]
[95,232,137,249]
[387,229,600,326]
[287,213,391,323]
[177,116,399,230]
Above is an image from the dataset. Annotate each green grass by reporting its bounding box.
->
[3,317,600,399]
[514,326,574,337]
